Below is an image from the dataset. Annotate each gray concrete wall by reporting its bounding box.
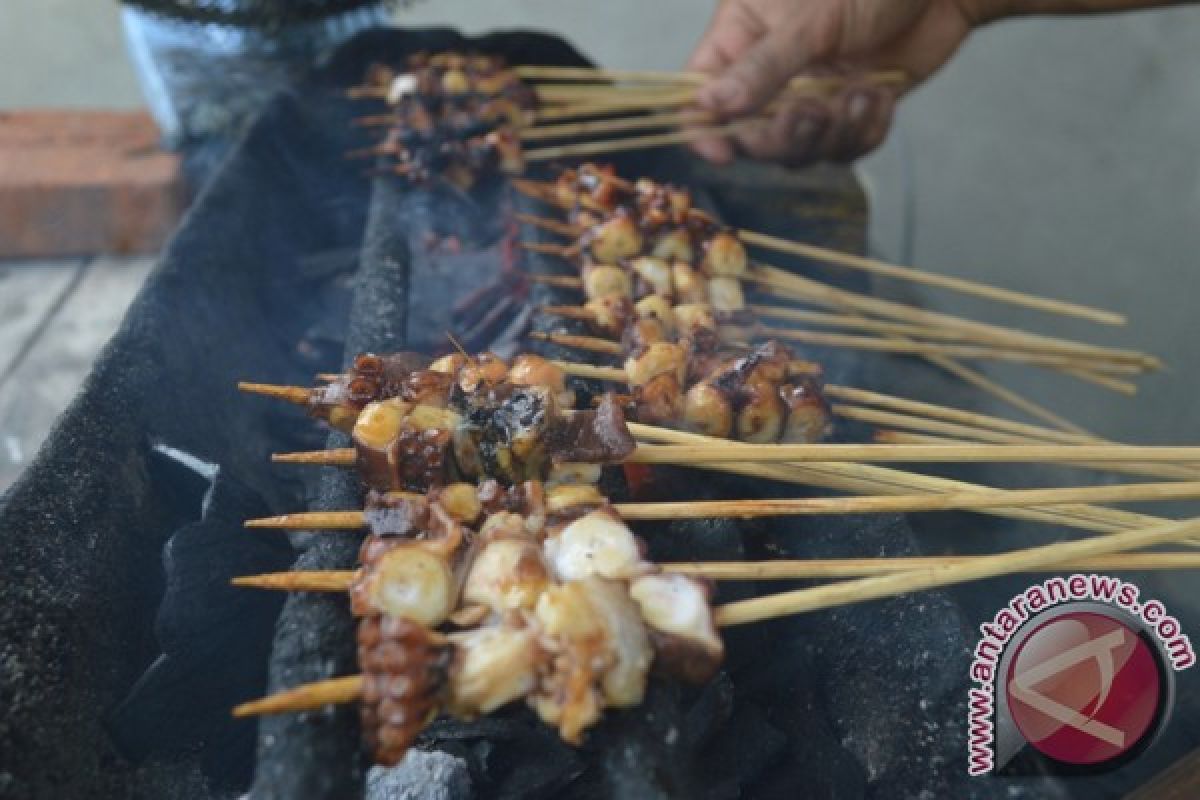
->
[863,9,1200,443]
[0,0,144,108]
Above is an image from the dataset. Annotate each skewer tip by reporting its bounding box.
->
[244,516,293,529]
[232,674,364,718]
[237,382,312,405]
[231,573,283,588]
[231,570,355,591]
[271,449,357,466]
[245,510,365,529]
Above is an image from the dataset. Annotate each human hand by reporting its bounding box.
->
[687,0,988,165]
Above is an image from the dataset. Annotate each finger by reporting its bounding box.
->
[690,134,737,165]
[852,87,898,157]
[824,84,898,163]
[732,104,797,160]
[736,101,830,167]
[809,94,855,164]
[688,1,763,71]
[687,4,760,163]
[829,89,878,163]
[700,27,811,115]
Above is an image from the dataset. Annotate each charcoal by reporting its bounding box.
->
[106,468,292,793]
[691,703,788,797]
[366,751,473,800]
[423,715,583,798]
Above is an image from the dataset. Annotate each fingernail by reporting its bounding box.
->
[847,90,874,124]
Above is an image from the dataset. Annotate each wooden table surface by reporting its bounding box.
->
[0,256,154,491]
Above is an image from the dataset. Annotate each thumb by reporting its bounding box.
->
[699,29,811,114]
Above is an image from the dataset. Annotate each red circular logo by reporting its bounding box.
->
[1005,612,1162,766]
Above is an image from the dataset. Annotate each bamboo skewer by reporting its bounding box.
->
[518,227,1152,376]
[837,405,1200,481]
[824,385,1200,479]
[521,249,1145,393]
[744,265,1136,399]
[513,65,909,89]
[752,304,1157,367]
[233,571,357,591]
[713,515,1200,626]
[627,422,1177,538]
[529,330,623,355]
[528,271,1142,410]
[244,481,1200,531]
[756,326,1140,375]
[514,184,1125,326]
[237,382,312,405]
[747,264,1126,363]
[824,385,1094,444]
[514,213,580,237]
[628,443,1200,465]
[532,327,1140,386]
[230,516,1200,718]
[548,357,1092,454]
[738,230,1124,326]
[840,290,1096,430]
[230,551,1200,594]
[532,82,700,96]
[520,110,720,142]
[533,305,1149,374]
[273,449,355,464]
[233,674,365,718]
[668,552,1200,580]
[876,429,1200,486]
[546,360,1124,467]
[523,120,762,162]
[530,92,700,124]
[270,441,1200,467]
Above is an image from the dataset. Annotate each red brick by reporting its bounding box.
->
[0,110,186,258]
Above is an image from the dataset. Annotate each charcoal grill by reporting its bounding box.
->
[3,27,1197,800]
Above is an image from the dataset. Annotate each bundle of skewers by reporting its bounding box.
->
[514,163,1159,400]
[345,51,904,189]
[236,348,1200,767]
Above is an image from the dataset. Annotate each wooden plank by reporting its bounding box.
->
[0,260,83,378]
[0,256,155,490]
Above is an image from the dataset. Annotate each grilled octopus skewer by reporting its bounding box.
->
[234,477,722,763]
